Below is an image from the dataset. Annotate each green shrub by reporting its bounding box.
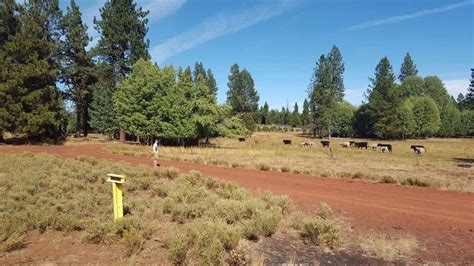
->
[315,202,332,220]
[262,193,293,215]
[167,219,240,265]
[243,207,282,240]
[300,217,343,249]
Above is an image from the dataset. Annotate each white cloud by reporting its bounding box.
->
[344,0,474,31]
[142,0,186,22]
[151,0,302,63]
[443,79,470,97]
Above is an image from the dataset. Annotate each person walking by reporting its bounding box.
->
[152,139,160,167]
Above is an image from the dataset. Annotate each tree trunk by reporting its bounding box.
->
[75,107,81,138]
[119,128,126,142]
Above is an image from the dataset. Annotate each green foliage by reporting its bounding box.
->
[260,102,270,124]
[410,97,441,137]
[93,0,149,81]
[400,75,424,98]
[167,219,240,265]
[114,59,159,139]
[438,103,462,137]
[0,0,66,140]
[299,203,344,250]
[308,46,345,137]
[460,109,474,136]
[290,102,302,127]
[226,63,260,113]
[90,85,118,136]
[332,101,355,137]
[367,57,400,139]
[301,99,311,127]
[398,53,418,82]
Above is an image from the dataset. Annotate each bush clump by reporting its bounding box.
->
[299,203,344,250]
[167,219,240,265]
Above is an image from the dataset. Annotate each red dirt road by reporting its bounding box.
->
[1,144,473,263]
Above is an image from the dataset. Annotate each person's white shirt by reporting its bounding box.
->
[152,142,159,155]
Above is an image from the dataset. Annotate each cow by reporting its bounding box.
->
[369,144,378,150]
[238,137,245,142]
[349,141,355,147]
[320,140,330,147]
[410,145,425,153]
[355,142,368,149]
[339,141,350,148]
[283,139,292,145]
[414,147,425,154]
[300,141,313,147]
[378,146,389,153]
[377,143,392,152]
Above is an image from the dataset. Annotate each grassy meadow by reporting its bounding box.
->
[103,132,474,192]
[0,152,418,264]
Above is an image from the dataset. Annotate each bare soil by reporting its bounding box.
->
[1,144,473,264]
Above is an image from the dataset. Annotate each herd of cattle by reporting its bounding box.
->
[238,137,426,154]
[287,140,426,154]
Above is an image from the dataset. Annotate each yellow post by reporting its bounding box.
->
[106,174,126,221]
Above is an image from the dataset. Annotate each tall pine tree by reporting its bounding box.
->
[399,53,418,82]
[226,63,259,114]
[94,0,149,141]
[60,0,96,137]
[0,0,66,140]
[367,57,400,139]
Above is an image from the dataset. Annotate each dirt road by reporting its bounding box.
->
[1,144,473,263]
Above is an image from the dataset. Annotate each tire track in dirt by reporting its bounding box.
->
[1,144,473,263]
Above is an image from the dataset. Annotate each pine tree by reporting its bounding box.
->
[399,53,418,82]
[327,45,345,102]
[90,84,118,138]
[60,0,96,137]
[308,55,337,137]
[0,0,66,140]
[367,57,400,139]
[193,62,207,83]
[0,0,19,46]
[226,63,259,113]
[94,0,149,81]
[332,102,356,137]
[290,102,301,127]
[464,68,474,110]
[94,0,149,141]
[400,75,424,99]
[114,59,159,141]
[206,69,218,97]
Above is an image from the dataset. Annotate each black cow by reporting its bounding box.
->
[238,137,245,142]
[283,139,292,145]
[377,143,392,152]
[355,142,368,149]
[349,141,355,147]
[410,145,425,152]
[320,140,330,147]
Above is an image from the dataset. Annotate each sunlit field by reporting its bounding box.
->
[103,132,474,192]
[0,153,418,264]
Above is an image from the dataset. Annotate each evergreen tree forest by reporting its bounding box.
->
[0,0,472,143]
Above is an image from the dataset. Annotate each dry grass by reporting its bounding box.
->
[102,132,474,192]
[0,152,420,263]
[357,231,418,261]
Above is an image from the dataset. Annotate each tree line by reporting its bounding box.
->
[0,0,252,143]
[304,48,473,139]
[1,0,472,142]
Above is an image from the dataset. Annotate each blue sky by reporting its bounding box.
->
[69,0,473,109]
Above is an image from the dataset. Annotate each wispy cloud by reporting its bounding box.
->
[143,0,186,22]
[151,0,303,63]
[344,0,474,31]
